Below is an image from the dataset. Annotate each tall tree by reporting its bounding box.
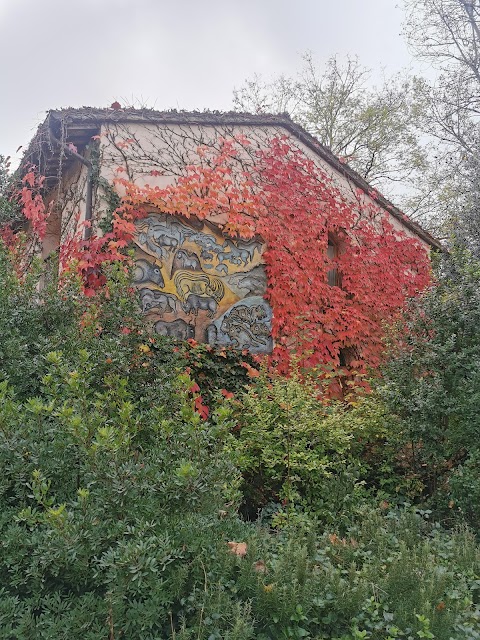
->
[233,54,428,221]
[403,0,480,244]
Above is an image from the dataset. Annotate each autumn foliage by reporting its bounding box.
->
[0,167,48,276]
[114,136,430,373]
[1,136,430,374]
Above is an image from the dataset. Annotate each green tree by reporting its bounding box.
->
[380,248,480,509]
[233,54,428,218]
[403,0,480,239]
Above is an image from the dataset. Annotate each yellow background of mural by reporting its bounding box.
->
[132,213,265,342]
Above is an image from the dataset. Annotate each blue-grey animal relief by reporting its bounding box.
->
[154,318,195,340]
[206,297,272,353]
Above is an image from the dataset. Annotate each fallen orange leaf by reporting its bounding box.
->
[227,542,247,557]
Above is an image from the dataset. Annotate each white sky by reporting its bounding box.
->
[0,0,416,165]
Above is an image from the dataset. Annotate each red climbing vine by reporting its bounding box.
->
[0,166,49,278]
[114,136,430,374]
[19,168,48,240]
[2,136,431,376]
[58,217,131,297]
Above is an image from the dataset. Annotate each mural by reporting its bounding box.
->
[206,297,273,354]
[132,213,272,353]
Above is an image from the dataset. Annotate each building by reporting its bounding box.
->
[22,108,441,359]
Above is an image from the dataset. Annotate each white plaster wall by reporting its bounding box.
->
[42,160,89,258]
[95,121,431,252]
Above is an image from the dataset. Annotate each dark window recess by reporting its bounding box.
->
[339,346,358,368]
[327,238,341,287]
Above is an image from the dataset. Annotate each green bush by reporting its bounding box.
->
[0,244,479,638]
[0,245,253,409]
[450,449,480,531]
[202,506,479,640]
[167,339,256,406]
[233,368,400,524]
[0,347,252,638]
[379,249,480,512]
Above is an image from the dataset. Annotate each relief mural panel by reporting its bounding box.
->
[132,213,272,353]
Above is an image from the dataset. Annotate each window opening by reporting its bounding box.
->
[327,237,341,287]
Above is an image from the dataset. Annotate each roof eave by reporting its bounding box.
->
[23,108,443,251]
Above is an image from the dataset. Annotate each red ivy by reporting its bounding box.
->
[20,168,48,240]
[58,200,144,296]
[2,138,431,376]
[0,165,49,278]
[116,136,430,374]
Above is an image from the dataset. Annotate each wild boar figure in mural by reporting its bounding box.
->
[139,288,180,316]
[182,294,217,318]
[225,266,267,296]
[133,259,165,287]
[154,319,195,340]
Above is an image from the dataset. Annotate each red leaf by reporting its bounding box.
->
[194,396,209,420]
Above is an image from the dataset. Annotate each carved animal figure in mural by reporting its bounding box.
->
[188,231,224,255]
[235,238,262,261]
[206,324,218,345]
[154,319,195,340]
[225,267,267,296]
[169,217,204,242]
[173,270,225,304]
[229,304,268,323]
[135,216,186,259]
[216,249,242,267]
[235,274,266,295]
[182,294,218,318]
[138,288,179,316]
[133,259,165,287]
[200,250,214,261]
[220,304,271,349]
[247,321,271,343]
[220,239,259,266]
[171,249,202,275]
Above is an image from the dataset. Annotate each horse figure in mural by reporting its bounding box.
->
[173,270,225,318]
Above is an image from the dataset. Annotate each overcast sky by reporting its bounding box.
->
[1,0,416,165]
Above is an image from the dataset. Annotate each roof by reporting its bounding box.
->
[23,107,443,250]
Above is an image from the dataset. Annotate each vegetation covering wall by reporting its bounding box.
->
[11,120,431,380]
[0,108,478,639]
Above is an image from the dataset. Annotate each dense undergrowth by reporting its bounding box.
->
[0,246,479,639]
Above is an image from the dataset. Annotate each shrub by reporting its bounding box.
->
[223,507,480,640]
[450,449,480,531]
[167,339,256,406]
[0,345,252,638]
[0,243,479,638]
[379,249,480,512]
[233,367,401,523]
